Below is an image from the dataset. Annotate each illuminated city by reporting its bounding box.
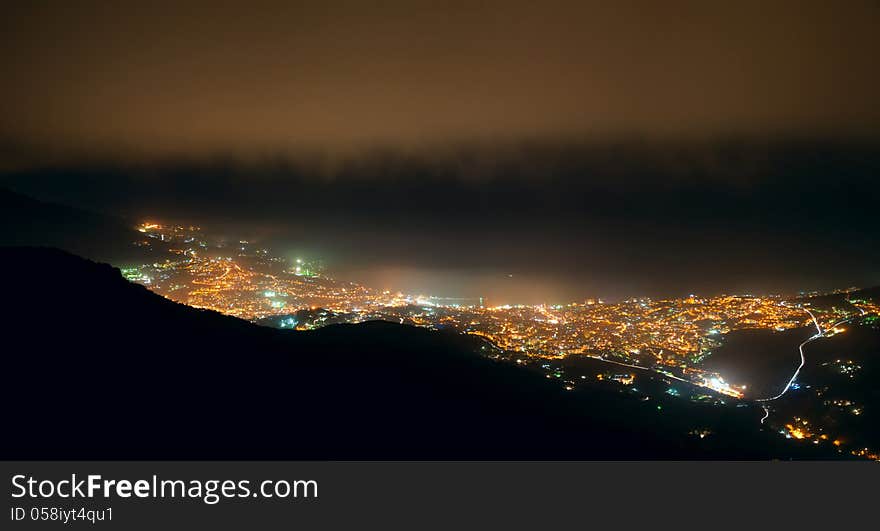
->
[124,221,880,461]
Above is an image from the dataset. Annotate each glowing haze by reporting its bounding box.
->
[1,1,879,302]
[2,1,879,164]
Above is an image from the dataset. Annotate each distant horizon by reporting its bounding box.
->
[4,172,878,303]
[116,216,875,307]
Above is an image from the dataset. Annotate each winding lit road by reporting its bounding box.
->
[756,307,822,403]
[756,299,865,424]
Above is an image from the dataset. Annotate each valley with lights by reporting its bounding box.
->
[123,221,880,461]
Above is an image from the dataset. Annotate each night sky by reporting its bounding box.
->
[2,2,879,302]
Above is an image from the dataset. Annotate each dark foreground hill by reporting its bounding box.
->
[0,187,159,264]
[0,247,836,459]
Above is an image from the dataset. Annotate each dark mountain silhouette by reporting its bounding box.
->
[0,187,160,264]
[795,286,880,308]
[0,247,838,459]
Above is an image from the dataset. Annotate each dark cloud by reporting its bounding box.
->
[4,141,878,301]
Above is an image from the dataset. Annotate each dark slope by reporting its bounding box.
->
[0,188,158,263]
[0,248,834,459]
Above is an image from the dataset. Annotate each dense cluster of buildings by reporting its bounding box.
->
[123,221,877,459]
[125,222,872,401]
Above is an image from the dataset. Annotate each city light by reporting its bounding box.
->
[124,220,879,460]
